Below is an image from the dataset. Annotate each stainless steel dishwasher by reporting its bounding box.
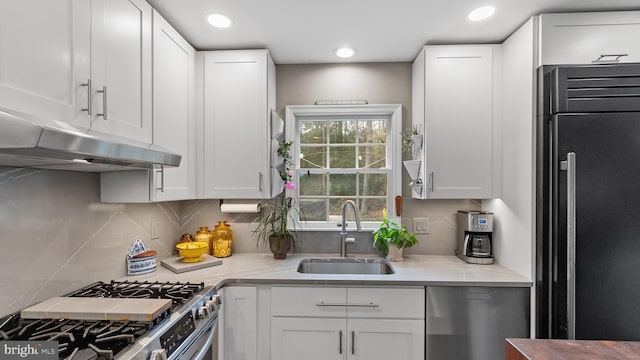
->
[426,286,529,360]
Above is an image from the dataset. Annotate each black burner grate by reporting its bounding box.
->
[0,280,206,359]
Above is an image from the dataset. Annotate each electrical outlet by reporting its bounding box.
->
[413,218,430,234]
[151,222,160,240]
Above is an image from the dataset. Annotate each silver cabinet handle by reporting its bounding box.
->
[97,85,107,119]
[565,152,577,339]
[316,301,379,308]
[592,53,628,63]
[156,165,165,193]
[81,79,92,115]
[259,172,263,192]
[428,171,434,192]
[351,331,355,355]
[339,330,342,354]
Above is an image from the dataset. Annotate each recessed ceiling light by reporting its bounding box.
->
[207,13,232,28]
[468,6,495,21]
[335,47,356,58]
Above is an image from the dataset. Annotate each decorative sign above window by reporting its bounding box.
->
[314,100,368,105]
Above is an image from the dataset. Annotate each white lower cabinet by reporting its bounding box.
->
[219,286,258,360]
[349,319,424,360]
[271,317,345,360]
[270,286,425,360]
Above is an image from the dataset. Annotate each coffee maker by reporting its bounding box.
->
[456,210,494,264]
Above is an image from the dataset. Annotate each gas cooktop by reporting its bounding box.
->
[0,281,213,360]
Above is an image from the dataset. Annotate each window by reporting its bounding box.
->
[285,105,402,230]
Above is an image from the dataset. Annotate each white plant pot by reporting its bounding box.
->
[411,134,423,149]
[410,180,423,197]
[403,160,421,181]
[386,244,404,262]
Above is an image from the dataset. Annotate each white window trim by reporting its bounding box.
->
[285,104,402,231]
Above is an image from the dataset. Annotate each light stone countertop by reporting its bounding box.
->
[120,253,532,288]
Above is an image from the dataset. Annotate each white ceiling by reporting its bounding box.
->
[147,0,639,64]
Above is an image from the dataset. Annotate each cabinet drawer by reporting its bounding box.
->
[271,287,347,317]
[348,287,424,319]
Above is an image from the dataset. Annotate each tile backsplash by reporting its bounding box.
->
[0,166,478,316]
[0,167,181,316]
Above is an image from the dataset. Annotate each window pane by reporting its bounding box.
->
[299,173,326,196]
[329,120,356,144]
[300,121,326,144]
[358,146,386,168]
[330,174,356,196]
[329,197,356,222]
[329,146,355,168]
[300,146,326,168]
[358,120,387,144]
[300,198,327,222]
[358,198,387,221]
[358,174,388,196]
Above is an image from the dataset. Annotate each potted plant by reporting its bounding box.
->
[253,140,302,259]
[400,125,423,158]
[372,209,418,261]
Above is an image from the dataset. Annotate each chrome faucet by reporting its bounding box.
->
[340,200,362,257]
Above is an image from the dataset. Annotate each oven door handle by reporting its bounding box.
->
[192,320,217,360]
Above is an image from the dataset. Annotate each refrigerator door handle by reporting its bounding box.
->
[564,152,577,339]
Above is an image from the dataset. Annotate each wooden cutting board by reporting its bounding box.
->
[21,297,172,322]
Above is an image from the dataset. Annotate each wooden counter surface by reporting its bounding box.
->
[506,338,640,360]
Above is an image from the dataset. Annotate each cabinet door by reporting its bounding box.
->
[150,10,196,201]
[423,46,497,199]
[203,50,271,199]
[220,287,257,360]
[271,317,345,360]
[348,319,424,360]
[540,12,640,65]
[0,0,90,128]
[90,0,152,143]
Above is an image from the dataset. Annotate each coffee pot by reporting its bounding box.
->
[456,211,494,264]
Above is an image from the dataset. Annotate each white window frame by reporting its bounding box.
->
[285,104,402,231]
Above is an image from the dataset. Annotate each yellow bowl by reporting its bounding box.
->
[176,241,208,262]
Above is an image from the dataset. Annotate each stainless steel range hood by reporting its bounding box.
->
[0,109,181,172]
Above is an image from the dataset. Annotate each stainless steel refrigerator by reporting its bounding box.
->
[536,63,640,340]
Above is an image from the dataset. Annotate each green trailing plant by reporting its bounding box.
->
[400,125,420,154]
[372,209,418,254]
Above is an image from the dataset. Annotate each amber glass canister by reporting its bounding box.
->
[213,221,233,258]
[194,226,213,255]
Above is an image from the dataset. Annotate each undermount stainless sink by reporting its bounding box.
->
[297,258,396,275]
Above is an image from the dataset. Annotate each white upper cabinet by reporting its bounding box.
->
[0,0,91,128]
[100,10,196,202]
[89,0,152,143]
[539,11,640,65]
[0,0,152,144]
[149,10,196,201]
[412,45,501,199]
[200,50,276,199]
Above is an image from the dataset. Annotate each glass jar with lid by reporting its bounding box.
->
[194,226,213,255]
[212,221,233,257]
